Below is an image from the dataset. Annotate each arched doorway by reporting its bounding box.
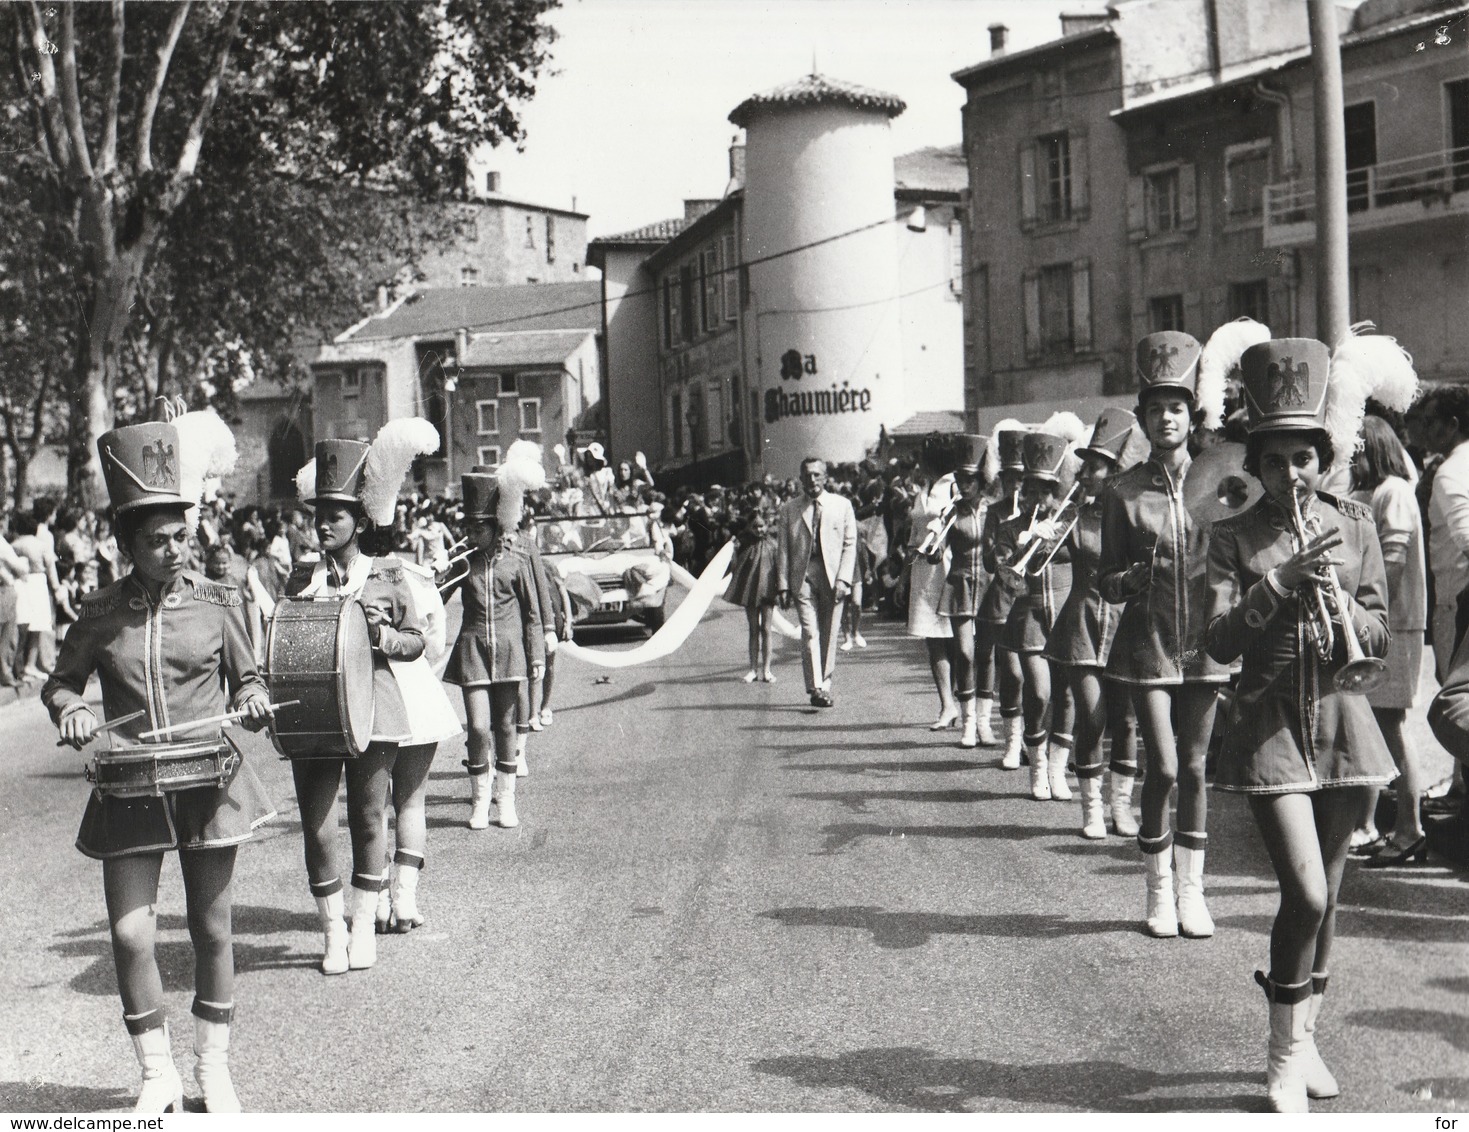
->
[268,420,307,500]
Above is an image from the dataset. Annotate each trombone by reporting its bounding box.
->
[917,499,960,559]
[1288,490,1387,694]
[1007,482,1081,579]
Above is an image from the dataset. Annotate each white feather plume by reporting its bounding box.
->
[1197,318,1270,430]
[1325,322,1419,459]
[506,439,544,470]
[552,443,567,463]
[1041,411,1087,447]
[173,409,238,505]
[295,459,316,504]
[987,418,1026,472]
[496,454,547,529]
[362,418,440,526]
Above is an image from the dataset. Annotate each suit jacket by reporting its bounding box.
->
[776,490,857,593]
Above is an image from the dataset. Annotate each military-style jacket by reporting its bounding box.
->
[511,531,558,637]
[443,538,545,685]
[286,554,425,743]
[1098,456,1234,684]
[1044,499,1116,667]
[42,570,267,739]
[1206,491,1395,793]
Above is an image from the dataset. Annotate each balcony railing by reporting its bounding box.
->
[1264,145,1469,245]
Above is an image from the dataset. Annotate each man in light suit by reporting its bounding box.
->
[777,457,857,707]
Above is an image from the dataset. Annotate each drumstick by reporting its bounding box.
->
[55,708,146,748]
[136,700,301,742]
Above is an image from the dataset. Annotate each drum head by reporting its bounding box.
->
[337,601,376,755]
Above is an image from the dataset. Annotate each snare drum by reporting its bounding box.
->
[265,596,375,758]
[88,739,238,799]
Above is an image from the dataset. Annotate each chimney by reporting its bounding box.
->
[455,327,470,367]
[729,141,746,185]
[988,23,1008,56]
[485,171,501,194]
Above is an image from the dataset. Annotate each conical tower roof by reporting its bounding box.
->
[728,73,906,127]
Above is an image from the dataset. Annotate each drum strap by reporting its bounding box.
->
[300,552,373,598]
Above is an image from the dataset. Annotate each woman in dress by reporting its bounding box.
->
[1206,333,1411,1112]
[1099,330,1233,939]
[285,421,448,974]
[727,503,780,683]
[43,418,275,1113]
[1350,413,1430,866]
[905,434,961,730]
[1043,408,1144,837]
[929,434,992,749]
[444,464,546,831]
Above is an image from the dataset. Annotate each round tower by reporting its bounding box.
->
[731,74,907,478]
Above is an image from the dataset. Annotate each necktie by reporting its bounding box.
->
[810,500,824,568]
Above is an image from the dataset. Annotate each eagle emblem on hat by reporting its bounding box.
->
[1268,357,1309,408]
[1145,343,1180,382]
[322,449,338,482]
[140,439,176,486]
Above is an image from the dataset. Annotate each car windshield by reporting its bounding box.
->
[537,515,653,555]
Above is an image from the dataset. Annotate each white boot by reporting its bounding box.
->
[314,891,349,976]
[515,732,529,777]
[1028,742,1051,800]
[129,1020,183,1114]
[1258,973,1312,1113]
[975,696,997,745]
[467,769,492,830]
[1108,770,1140,837]
[1078,774,1107,839]
[494,769,520,828]
[390,863,423,932]
[1142,840,1178,937]
[375,886,392,934]
[1302,974,1340,1100]
[1001,717,1024,770]
[1174,841,1215,938]
[347,885,379,970]
[1047,742,1073,801]
[959,698,978,749]
[193,1015,241,1113]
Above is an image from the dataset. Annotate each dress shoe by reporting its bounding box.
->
[811,690,834,708]
[1362,835,1428,868]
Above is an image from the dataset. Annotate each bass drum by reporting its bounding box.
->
[265,596,375,758]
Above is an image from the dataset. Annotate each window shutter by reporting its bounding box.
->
[1184,290,1204,337]
[1023,271,1042,359]
[1179,162,1198,230]
[722,234,738,320]
[1070,132,1089,218]
[1019,141,1038,231]
[949,219,964,296]
[1071,260,1093,351]
[1126,177,1147,240]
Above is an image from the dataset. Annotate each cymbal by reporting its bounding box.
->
[1185,442,1262,525]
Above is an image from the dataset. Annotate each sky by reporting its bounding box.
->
[483,0,1095,238]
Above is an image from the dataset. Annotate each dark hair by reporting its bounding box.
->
[30,495,57,523]
[1242,429,1336,478]
[1352,414,1412,491]
[1418,385,1469,435]
[13,512,38,537]
[358,524,394,557]
[115,503,190,557]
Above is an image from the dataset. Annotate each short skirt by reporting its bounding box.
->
[1366,628,1423,711]
[445,629,528,687]
[15,574,52,631]
[906,555,952,638]
[938,572,985,619]
[1213,698,1397,795]
[1003,566,1072,655]
[75,733,276,860]
[726,540,779,609]
[387,656,463,745]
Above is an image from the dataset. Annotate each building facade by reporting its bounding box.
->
[590,74,969,484]
[953,0,1469,429]
[311,282,603,493]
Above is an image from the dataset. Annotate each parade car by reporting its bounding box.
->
[536,512,671,631]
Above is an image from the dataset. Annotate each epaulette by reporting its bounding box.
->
[398,560,434,579]
[77,581,125,620]
[185,571,242,607]
[369,560,404,584]
[1320,491,1371,523]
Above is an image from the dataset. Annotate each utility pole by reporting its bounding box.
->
[1308,0,1350,346]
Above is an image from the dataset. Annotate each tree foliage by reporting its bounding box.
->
[1,0,559,504]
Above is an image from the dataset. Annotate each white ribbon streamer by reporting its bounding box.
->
[668,558,800,640]
[559,541,736,669]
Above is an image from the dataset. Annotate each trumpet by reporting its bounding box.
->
[1288,490,1387,695]
[1007,482,1081,578]
[917,499,960,559]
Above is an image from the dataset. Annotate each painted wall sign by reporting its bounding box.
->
[764,383,872,423]
[779,349,819,381]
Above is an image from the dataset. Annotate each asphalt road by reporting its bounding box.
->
[1,593,1466,1113]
